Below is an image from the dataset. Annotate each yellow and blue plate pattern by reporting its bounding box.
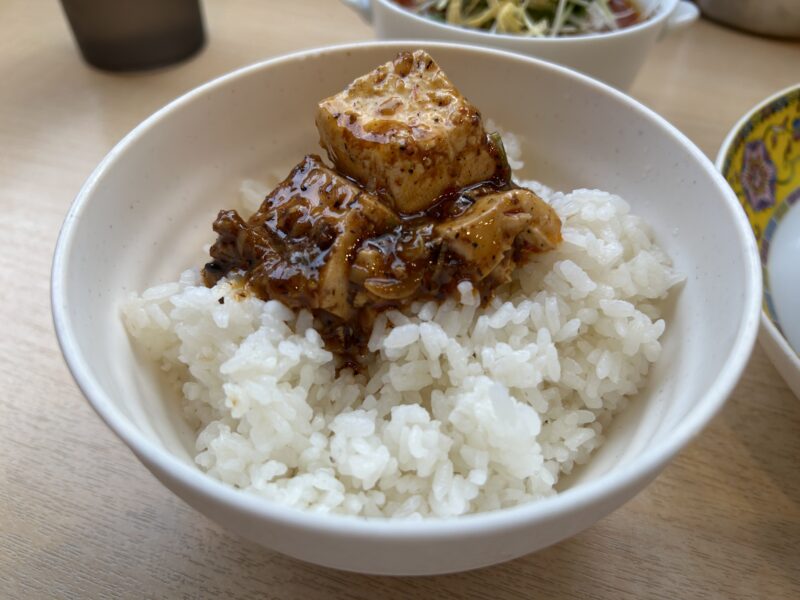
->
[720,85,800,344]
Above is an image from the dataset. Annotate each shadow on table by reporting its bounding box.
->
[720,350,800,508]
[227,534,644,600]
[715,351,800,583]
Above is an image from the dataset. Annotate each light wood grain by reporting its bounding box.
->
[1,1,799,597]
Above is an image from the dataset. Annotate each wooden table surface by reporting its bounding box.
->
[2,1,799,597]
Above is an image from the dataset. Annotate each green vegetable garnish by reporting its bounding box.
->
[401,0,650,37]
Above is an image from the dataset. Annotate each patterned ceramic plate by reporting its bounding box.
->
[717,84,800,398]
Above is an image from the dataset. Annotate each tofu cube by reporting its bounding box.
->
[246,155,399,319]
[316,50,501,214]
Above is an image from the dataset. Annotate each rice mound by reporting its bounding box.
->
[123,174,681,519]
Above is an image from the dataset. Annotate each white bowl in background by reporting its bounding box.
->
[697,0,800,39]
[52,42,760,575]
[341,0,699,90]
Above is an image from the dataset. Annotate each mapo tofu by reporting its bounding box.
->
[203,155,399,321]
[203,51,562,363]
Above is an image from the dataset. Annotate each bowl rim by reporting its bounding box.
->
[714,83,800,380]
[372,0,679,43]
[52,40,761,539]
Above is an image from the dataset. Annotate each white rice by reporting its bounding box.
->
[122,146,681,518]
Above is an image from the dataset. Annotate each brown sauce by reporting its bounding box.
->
[201,51,563,367]
[608,0,642,29]
[202,146,558,366]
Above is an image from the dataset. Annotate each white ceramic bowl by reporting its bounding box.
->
[52,42,760,575]
[341,0,699,90]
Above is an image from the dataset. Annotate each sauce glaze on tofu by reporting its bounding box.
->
[203,51,562,364]
[316,50,503,214]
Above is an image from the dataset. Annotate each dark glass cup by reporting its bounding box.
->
[60,0,206,71]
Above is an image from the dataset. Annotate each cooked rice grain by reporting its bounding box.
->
[123,181,680,518]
